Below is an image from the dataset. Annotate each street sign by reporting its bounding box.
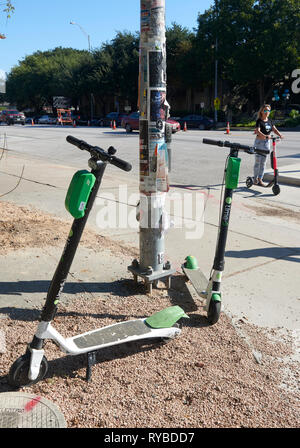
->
[214,97,220,110]
[53,96,71,108]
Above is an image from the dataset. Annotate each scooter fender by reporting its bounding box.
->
[145,305,189,329]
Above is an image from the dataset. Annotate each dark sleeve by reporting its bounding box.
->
[255,119,261,129]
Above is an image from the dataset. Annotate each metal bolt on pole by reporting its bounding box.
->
[128,0,175,293]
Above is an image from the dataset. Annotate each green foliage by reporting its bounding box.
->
[195,0,300,107]
[2,0,14,18]
[6,33,139,113]
[4,1,300,120]
[289,109,299,119]
[284,115,300,127]
[1,1,14,37]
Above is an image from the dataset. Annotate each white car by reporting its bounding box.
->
[38,115,56,124]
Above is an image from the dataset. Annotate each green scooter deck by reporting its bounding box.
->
[182,266,208,299]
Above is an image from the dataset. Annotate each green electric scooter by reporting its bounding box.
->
[8,136,188,388]
[182,138,270,325]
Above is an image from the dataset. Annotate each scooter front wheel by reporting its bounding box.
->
[8,353,48,389]
[246,177,253,188]
[207,297,221,325]
[272,184,280,196]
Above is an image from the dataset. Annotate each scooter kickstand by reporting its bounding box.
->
[86,351,97,382]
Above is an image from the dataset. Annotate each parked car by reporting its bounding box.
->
[121,111,139,132]
[0,109,25,125]
[99,112,128,127]
[38,115,57,125]
[90,118,101,126]
[177,114,214,130]
[71,114,88,126]
[121,112,181,133]
[167,118,181,133]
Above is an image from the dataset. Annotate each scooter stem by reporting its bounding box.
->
[40,160,107,324]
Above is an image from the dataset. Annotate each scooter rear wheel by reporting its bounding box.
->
[246,177,253,188]
[272,184,280,196]
[8,353,48,389]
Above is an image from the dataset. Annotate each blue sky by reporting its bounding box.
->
[0,0,213,75]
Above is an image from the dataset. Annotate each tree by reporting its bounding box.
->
[0,1,14,38]
[6,47,92,112]
[166,23,195,105]
[196,0,300,109]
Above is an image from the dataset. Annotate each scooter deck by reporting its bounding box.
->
[68,305,188,352]
[183,266,208,299]
[72,319,151,349]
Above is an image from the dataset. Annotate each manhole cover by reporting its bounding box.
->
[0,393,67,428]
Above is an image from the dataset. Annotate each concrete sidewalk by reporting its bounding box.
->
[0,149,299,331]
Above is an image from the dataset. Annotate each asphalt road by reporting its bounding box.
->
[1,124,299,189]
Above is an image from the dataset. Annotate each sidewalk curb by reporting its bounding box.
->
[264,166,300,187]
[264,173,300,187]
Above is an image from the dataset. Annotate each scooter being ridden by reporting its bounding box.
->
[8,136,188,388]
[182,138,270,325]
[246,135,281,195]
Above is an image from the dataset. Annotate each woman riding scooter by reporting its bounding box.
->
[253,104,283,186]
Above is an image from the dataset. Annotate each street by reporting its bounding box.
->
[1,124,300,189]
[0,124,300,330]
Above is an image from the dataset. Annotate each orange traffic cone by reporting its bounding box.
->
[113,120,116,130]
[225,122,230,135]
[31,119,34,126]
[183,122,187,132]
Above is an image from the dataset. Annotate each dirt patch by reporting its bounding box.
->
[0,200,299,428]
[0,294,299,428]
[246,203,300,222]
[0,200,138,258]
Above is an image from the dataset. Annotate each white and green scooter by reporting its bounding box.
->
[8,136,188,388]
[183,138,270,325]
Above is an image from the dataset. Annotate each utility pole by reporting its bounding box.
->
[128,0,175,293]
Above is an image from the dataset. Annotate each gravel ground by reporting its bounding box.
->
[0,201,299,428]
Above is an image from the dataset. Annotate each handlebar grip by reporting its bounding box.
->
[66,135,91,151]
[203,138,224,147]
[110,156,132,172]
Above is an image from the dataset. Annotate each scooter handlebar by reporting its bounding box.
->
[202,138,270,155]
[66,136,132,172]
[202,138,225,147]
